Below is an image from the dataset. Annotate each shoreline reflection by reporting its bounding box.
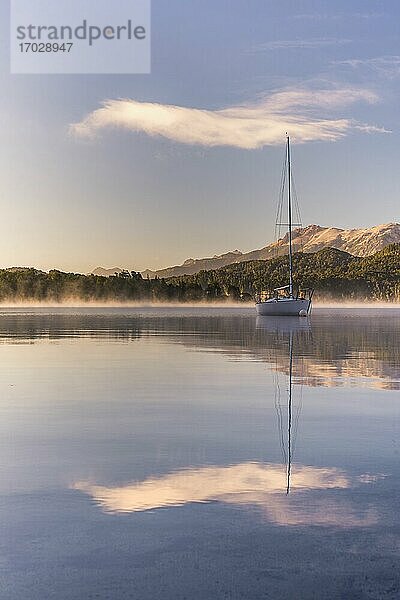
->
[1,308,398,388]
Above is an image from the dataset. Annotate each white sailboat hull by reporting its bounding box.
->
[255,297,310,316]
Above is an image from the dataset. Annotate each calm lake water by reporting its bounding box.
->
[1,307,399,599]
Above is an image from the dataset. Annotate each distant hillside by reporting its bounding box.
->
[141,250,244,279]
[2,244,399,303]
[140,223,400,279]
[167,244,400,302]
[91,267,123,277]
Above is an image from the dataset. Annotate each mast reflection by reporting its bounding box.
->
[256,316,312,494]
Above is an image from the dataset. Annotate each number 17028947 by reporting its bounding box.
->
[19,42,73,53]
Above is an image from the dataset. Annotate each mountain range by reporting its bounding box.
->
[92,266,124,277]
[92,222,400,279]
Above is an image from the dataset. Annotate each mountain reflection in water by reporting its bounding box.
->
[1,306,399,388]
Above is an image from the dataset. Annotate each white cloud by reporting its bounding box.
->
[70,87,382,149]
[335,56,400,79]
[253,38,350,51]
[292,12,384,21]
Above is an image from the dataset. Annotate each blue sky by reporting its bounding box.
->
[0,0,399,272]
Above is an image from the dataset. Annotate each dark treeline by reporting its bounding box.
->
[0,245,399,303]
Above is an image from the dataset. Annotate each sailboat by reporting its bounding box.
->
[255,135,313,317]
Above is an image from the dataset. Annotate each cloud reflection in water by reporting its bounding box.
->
[73,462,381,527]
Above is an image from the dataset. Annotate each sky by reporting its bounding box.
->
[0,0,399,273]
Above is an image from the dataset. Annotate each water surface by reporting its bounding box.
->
[1,307,399,599]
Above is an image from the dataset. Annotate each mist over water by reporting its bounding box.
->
[0,299,399,308]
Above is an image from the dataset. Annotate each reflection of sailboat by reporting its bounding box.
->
[256,315,311,335]
[257,317,310,494]
[272,328,297,494]
[255,135,313,316]
[285,330,294,494]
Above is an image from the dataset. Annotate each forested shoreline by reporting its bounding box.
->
[0,245,399,304]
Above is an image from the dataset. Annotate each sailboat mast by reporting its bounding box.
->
[287,134,293,297]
